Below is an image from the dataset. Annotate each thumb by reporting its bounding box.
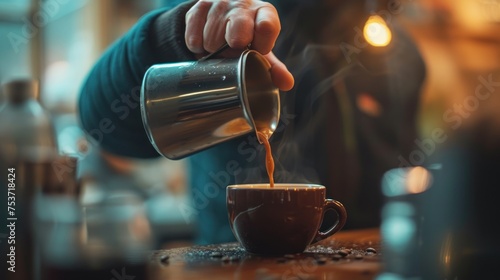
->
[264,52,294,92]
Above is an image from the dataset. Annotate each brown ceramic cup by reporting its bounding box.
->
[227,183,347,255]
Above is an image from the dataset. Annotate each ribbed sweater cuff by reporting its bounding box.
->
[150,0,198,63]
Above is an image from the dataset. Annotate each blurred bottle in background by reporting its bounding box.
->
[0,78,58,280]
[0,79,59,219]
[0,79,57,163]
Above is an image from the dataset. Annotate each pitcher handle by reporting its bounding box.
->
[198,43,230,61]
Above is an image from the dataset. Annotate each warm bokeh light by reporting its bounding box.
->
[357,93,382,117]
[382,167,433,197]
[363,15,392,47]
[440,232,454,275]
[406,166,432,194]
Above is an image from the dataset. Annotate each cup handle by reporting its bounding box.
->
[312,199,347,243]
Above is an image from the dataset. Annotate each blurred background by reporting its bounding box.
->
[0,0,196,250]
[0,0,499,252]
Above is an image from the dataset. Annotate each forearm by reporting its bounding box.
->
[78,1,196,158]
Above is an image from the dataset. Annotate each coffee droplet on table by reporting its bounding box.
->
[257,131,274,188]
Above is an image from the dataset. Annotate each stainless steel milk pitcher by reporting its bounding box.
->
[140,48,280,160]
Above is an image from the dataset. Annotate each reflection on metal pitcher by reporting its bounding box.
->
[140,49,280,160]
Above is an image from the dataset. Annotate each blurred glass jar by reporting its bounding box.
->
[36,190,153,280]
[378,128,500,280]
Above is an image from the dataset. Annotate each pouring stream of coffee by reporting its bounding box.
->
[206,44,276,188]
[257,131,275,188]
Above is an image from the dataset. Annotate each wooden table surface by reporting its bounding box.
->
[148,228,383,280]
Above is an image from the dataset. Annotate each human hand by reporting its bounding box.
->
[185,0,294,91]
